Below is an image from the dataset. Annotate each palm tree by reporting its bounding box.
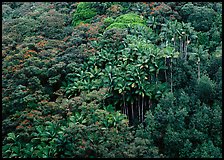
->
[190,45,208,81]
[163,46,179,92]
[181,22,195,60]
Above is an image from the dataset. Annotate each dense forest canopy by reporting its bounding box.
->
[2,2,222,158]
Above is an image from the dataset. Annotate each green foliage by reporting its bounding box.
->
[106,13,147,30]
[2,2,222,158]
[180,3,217,32]
[103,17,114,26]
[196,75,216,104]
[106,22,128,30]
[72,2,97,27]
[2,17,40,42]
[2,89,160,158]
[65,26,174,125]
[2,4,14,19]
[144,91,222,158]
[37,10,71,39]
[115,13,145,24]
[91,2,113,15]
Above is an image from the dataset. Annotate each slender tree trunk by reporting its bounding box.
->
[131,101,134,122]
[174,36,177,63]
[124,105,126,115]
[123,94,125,115]
[121,105,123,114]
[144,96,147,113]
[122,95,124,114]
[179,38,182,54]
[134,95,139,122]
[183,36,186,59]
[141,95,144,123]
[138,95,141,122]
[171,58,173,93]
[182,36,185,60]
[198,59,200,81]
[182,39,184,59]
[185,35,188,60]
[174,36,176,50]
[165,57,167,82]
[148,99,151,110]
[156,73,158,85]
[126,101,129,120]
[180,37,185,59]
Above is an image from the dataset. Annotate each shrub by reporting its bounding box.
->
[196,75,216,104]
[106,22,128,30]
[114,13,145,24]
[2,89,160,158]
[2,2,222,158]
[180,3,217,32]
[103,17,114,26]
[106,4,123,16]
[106,13,147,30]
[143,91,222,158]
[2,17,40,43]
[72,2,97,27]
[2,4,13,19]
[38,10,70,39]
[91,2,113,15]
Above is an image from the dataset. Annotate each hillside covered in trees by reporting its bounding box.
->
[2,2,222,158]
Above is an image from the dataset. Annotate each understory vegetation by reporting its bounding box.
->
[2,2,222,158]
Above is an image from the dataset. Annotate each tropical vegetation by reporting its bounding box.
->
[2,2,222,158]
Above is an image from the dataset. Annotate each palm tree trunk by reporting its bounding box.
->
[123,94,125,115]
[179,38,182,54]
[155,73,158,85]
[198,59,200,81]
[131,101,134,122]
[148,99,151,110]
[185,35,188,60]
[174,36,176,50]
[138,94,141,122]
[182,40,184,59]
[126,106,129,118]
[127,104,129,120]
[134,95,139,122]
[171,58,173,93]
[165,57,167,82]
[141,95,144,123]
[183,36,185,59]
[121,106,123,114]
[144,96,147,113]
